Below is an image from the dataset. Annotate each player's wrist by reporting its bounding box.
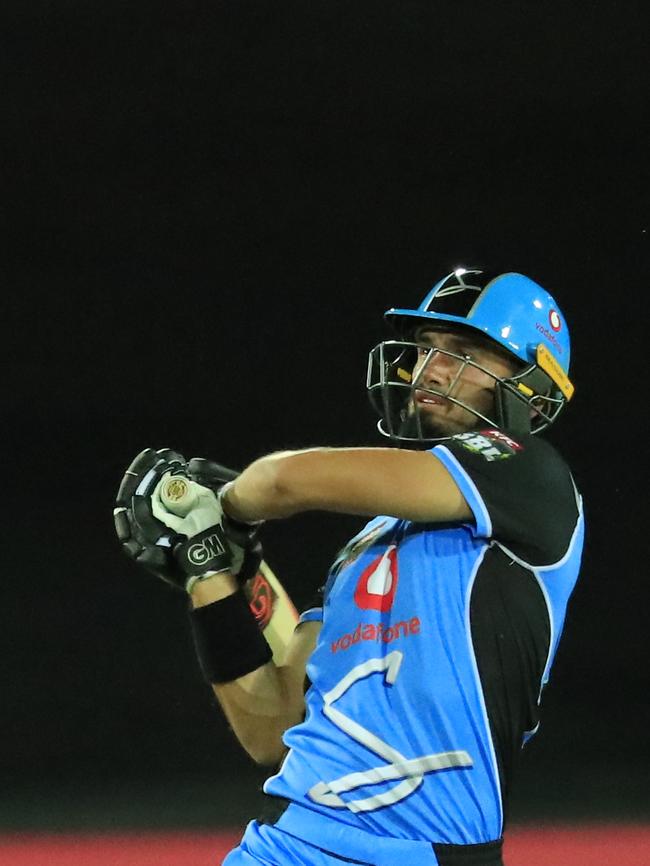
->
[188,571,239,606]
[188,588,273,683]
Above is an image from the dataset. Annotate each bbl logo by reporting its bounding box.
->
[454,429,523,462]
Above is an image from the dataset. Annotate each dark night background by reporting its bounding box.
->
[3,0,648,834]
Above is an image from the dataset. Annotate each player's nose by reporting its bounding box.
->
[419,349,457,386]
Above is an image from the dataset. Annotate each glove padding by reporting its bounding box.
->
[186,457,264,584]
[151,460,263,585]
[114,448,189,589]
[186,457,238,489]
[114,448,231,590]
[114,449,261,591]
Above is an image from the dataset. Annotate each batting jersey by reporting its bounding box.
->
[263,428,584,849]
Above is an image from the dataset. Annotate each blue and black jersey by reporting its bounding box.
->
[261,429,584,857]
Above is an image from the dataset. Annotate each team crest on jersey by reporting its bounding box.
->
[353,545,398,612]
[453,429,523,462]
[331,520,389,576]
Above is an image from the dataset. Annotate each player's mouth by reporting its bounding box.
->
[414,390,449,409]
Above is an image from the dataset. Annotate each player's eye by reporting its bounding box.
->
[416,345,439,361]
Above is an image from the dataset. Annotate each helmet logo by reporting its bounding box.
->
[549,309,562,332]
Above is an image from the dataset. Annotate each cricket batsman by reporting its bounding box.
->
[114,268,584,865]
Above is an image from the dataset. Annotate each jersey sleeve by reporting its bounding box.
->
[431,429,580,566]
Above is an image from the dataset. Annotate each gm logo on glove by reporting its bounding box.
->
[188,532,227,566]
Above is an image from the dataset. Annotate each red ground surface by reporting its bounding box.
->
[0,826,648,865]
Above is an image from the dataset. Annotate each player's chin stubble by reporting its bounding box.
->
[405,399,481,438]
[404,404,457,438]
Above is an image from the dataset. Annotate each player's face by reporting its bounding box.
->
[407,327,519,435]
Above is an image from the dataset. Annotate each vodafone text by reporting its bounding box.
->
[331,618,421,653]
[535,321,563,353]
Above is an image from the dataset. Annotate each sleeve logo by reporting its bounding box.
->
[453,429,524,462]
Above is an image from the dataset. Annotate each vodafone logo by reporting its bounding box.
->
[353,545,398,612]
[549,309,562,332]
[535,321,562,352]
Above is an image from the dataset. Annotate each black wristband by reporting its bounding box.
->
[189,589,273,684]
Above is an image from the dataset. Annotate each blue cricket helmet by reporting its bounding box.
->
[385,268,571,374]
[368,268,574,439]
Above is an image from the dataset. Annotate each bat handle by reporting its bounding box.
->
[159,475,198,517]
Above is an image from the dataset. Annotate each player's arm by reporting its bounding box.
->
[113,449,311,765]
[191,573,320,766]
[221,447,472,524]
